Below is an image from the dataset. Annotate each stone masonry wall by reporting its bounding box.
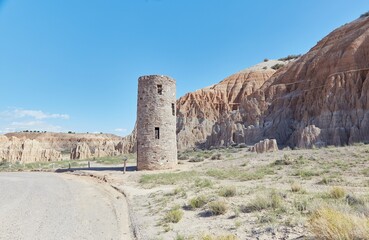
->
[136,75,177,170]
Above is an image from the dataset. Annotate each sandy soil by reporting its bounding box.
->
[74,144,369,240]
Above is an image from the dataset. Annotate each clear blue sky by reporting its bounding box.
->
[0,0,366,136]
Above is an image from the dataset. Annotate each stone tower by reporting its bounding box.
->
[136,75,177,170]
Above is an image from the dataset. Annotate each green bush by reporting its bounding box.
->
[278,54,301,61]
[360,11,369,18]
[189,195,208,209]
[271,63,285,70]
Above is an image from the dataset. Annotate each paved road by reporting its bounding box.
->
[0,172,132,240]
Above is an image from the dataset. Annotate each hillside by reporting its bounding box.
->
[176,16,369,149]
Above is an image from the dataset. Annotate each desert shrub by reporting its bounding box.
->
[271,63,285,70]
[291,182,302,192]
[189,195,208,209]
[263,58,269,62]
[210,153,222,160]
[360,11,369,18]
[294,197,309,212]
[236,143,247,148]
[241,190,283,213]
[318,177,331,185]
[189,156,204,162]
[278,54,301,61]
[330,186,346,199]
[164,206,184,223]
[309,207,369,240]
[178,153,190,160]
[345,195,365,207]
[208,201,228,215]
[219,186,237,197]
[194,178,213,188]
[0,159,7,166]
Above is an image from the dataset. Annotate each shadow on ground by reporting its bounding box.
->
[55,166,137,173]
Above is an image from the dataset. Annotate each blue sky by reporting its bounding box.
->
[0,1,366,136]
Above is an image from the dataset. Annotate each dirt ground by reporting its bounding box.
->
[72,144,369,240]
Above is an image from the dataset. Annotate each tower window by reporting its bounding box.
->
[155,127,160,139]
[171,103,175,116]
[157,85,163,95]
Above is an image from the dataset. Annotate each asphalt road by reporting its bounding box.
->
[0,172,132,240]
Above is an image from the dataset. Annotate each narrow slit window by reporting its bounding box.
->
[157,85,163,95]
[155,127,160,139]
[171,103,175,116]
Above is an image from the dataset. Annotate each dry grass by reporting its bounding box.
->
[291,182,302,192]
[208,201,228,215]
[330,186,346,199]
[189,195,209,209]
[309,207,369,240]
[163,206,184,223]
[218,186,237,197]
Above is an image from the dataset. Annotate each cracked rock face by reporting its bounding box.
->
[250,139,278,154]
[175,17,369,150]
[0,136,62,163]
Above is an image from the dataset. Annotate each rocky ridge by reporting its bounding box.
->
[1,132,126,162]
[176,16,369,149]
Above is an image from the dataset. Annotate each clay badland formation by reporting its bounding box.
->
[0,132,133,163]
[175,16,369,150]
[1,16,369,163]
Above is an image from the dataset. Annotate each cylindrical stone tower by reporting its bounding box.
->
[136,75,177,170]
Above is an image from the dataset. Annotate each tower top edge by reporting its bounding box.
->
[138,75,176,83]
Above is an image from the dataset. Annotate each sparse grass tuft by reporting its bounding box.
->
[330,186,346,199]
[194,178,213,188]
[309,207,369,240]
[210,153,223,160]
[208,201,228,215]
[163,206,184,223]
[189,195,209,209]
[291,182,302,193]
[218,186,237,197]
[241,190,284,213]
[189,157,204,162]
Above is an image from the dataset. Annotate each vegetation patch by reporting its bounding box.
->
[241,190,284,213]
[271,63,285,70]
[206,166,273,181]
[278,54,301,61]
[139,171,199,187]
[163,206,184,223]
[218,186,237,197]
[329,186,346,199]
[189,195,209,209]
[208,201,228,215]
[309,207,369,240]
